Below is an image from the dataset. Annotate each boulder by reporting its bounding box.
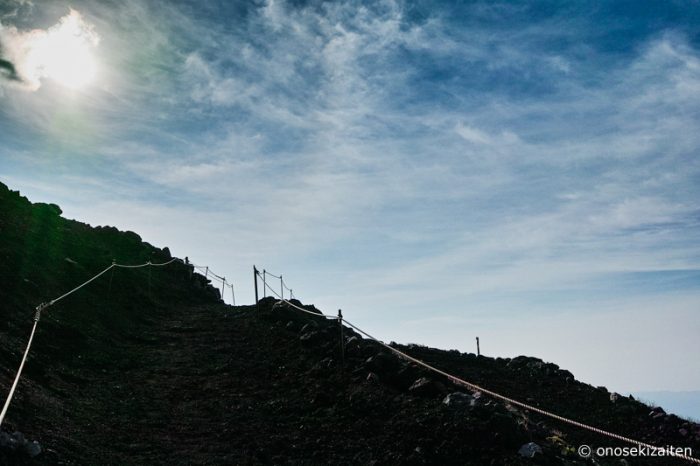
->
[518,442,542,458]
[408,377,447,397]
[442,392,473,408]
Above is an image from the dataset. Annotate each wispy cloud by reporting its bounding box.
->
[1,0,699,392]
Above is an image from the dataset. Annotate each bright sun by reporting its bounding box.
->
[25,10,100,90]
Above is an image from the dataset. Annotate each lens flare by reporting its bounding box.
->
[31,10,99,89]
[2,9,100,90]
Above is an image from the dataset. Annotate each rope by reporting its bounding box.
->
[257,266,699,464]
[0,309,42,427]
[259,273,338,320]
[209,271,225,281]
[340,319,700,464]
[265,271,281,279]
[149,258,180,267]
[48,264,115,306]
[0,257,181,428]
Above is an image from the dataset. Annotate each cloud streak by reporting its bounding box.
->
[1,0,699,393]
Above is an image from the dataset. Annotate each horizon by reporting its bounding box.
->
[1,0,699,410]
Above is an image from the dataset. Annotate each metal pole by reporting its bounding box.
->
[338,309,345,367]
[476,337,480,356]
[253,266,259,310]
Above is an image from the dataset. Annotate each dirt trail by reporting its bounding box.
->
[7,299,699,465]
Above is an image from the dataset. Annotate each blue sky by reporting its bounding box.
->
[1,0,699,397]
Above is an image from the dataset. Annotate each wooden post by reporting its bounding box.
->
[221,278,226,302]
[280,275,283,300]
[253,266,259,310]
[148,262,152,299]
[205,266,209,279]
[338,309,345,367]
[476,337,480,356]
[230,283,236,306]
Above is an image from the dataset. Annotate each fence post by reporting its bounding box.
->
[338,309,345,367]
[222,278,226,303]
[148,261,152,299]
[253,266,259,310]
[231,283,236,306]
[280,275,283,300]
[476,337,480,356]
[205,266,209,279]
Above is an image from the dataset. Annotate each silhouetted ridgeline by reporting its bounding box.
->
[0,181,221,462]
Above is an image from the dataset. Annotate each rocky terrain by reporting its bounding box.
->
[1,181,699,465]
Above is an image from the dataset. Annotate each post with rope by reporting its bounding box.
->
[230,283,236,306]
[338,309,345,368]
[221,278,226,303]
[253,266,259,310]
[205,266,209,279]
[476,337,480,357]
[280,275,283,300]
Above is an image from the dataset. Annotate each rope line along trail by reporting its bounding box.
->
[0,256,234,428]
[190,263,236,305]
[258,271,338,320]
[257,268,700,465]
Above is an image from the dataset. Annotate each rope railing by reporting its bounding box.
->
[5,259,698,465]
[258,271,336,320]
[0,257,181,427]
[256,267,700,465]
[188,262,235,305]
[2,256,237,427]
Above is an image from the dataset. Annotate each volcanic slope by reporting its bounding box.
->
[1,182,699,465]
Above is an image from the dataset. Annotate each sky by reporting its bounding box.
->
[0,0,699,400]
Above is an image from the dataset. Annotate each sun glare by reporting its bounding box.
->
[25,10,100,90]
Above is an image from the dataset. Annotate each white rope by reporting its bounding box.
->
[340,318,700,464]
[265,271,281,279]
[0,309,41,427]
[49,264,115,305]
[210,271,225,281]
[259,274,338,320]
[0,257,181,428]
[113,258,180,269]
[259,267,699,464]
[149,258,180,267]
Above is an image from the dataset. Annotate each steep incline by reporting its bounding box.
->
[2,182,699,465]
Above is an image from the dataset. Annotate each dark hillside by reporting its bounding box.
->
[1,182,699,465]
[0,181,222,462]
